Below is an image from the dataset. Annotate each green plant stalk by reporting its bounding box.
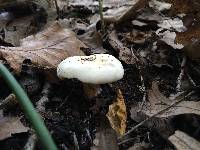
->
[98,0,105,34]
[0,64,57,150]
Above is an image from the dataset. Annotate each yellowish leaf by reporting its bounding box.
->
[106,89,127,136]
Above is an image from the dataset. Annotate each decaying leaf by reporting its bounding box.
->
[176,25,200,46]
[146,82,200,117]
[104,0,149,25]
[166,0,200,16]
[107,89,127,136]
[79,29,107,54]
[127,142,150,150]
[130,81,200,137]
[0,22,86,74]
[108,31,136,64]
[156,30,184,49]
[0,117,29,140]
[149,0,171,12]
[182,38,200,60]
[121,30,152,44]
[169,130,200,150]
[91,117,119,150]
[1,16,41,46]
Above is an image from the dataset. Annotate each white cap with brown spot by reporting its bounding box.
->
[57,54,124,84]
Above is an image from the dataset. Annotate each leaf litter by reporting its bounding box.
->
[1,0,200,149]
[0,22,86,74]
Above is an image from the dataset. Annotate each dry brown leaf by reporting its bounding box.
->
[1,16,40,46]
[91,117,119,150]
[127,142,150,150]
[122,31,151,44]
[166,0,200,16]
[106,89,127,136]
[0,22,86,74]
[146,82,200,117]
[176,25,200,46]
[130,81,200,138]
[169,130,200,150]
[108,31,136,64]
[104,0,149,24]
[0,117,29,140]
[79,29,107,54]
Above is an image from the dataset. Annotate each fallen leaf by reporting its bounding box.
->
[149,0,171,12]
[130,81,200,138]
[91,117,119,150]
[127,142,150,150]
[104,0,148,24]
[121,30,152,44]
[79,29,107,54]
[169,130,200,150]
[176,25,200,46]
[0,117,29,140]
[108,31,136,64]
[0,22,86,74]
[107,89,127,136]
[146,82,200,117]
[1,16,41,46]
[31,0,55,11]
[166,0,200,16]
[156,30,184,49]
[157,18,186,32]
[182,39,200,59]
[69,0,135,13]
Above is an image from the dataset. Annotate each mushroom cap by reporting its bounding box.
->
[57,54,124,84]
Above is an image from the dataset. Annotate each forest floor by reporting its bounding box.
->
[0,0,200,150]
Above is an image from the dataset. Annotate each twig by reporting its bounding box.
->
[176,56,187,92]
[86,128,92,144]
[98,0,105,34]
[104,0,149,24]
[119,91,193,140]
[61,144,69,150]
[0,93,17,110]
[54,0,60,19]
[24,133,37,150]
[73,132,80,150]
[118,138,135,145]
[36,82,51,113]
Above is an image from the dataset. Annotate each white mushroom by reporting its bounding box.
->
[57,54,124,84]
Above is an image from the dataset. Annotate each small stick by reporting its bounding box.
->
[176,56,187,92]
[86,128,92,144]
[0,93,17,110]
[73,132,80,150]
[36,82,51,113]
[98,0,105,34]
[24,133,37,150]
[54,0,60,19]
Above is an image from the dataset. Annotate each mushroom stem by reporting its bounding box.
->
[83,83,101,99]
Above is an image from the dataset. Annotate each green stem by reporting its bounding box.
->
[98,0,105,34]
[0,64,57,150]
